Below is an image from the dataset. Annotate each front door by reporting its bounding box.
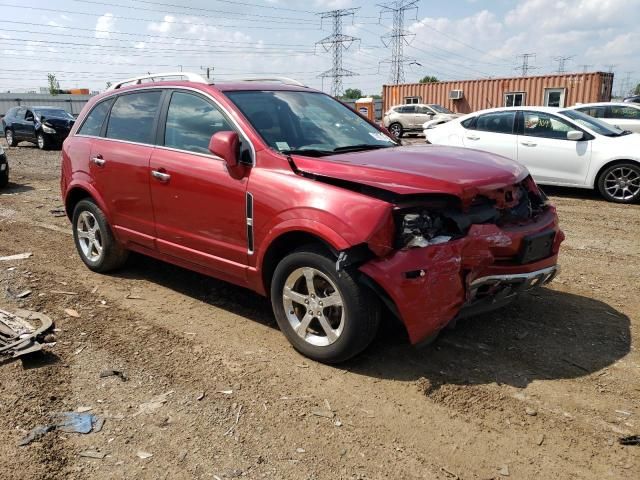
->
[544,88,566,107]
[90,90,162,248]
[414,105,434,129]
[516,110,591,185]
[149,90,249,280]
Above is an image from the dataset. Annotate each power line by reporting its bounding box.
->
[553,55,575,74]
[515,53,538,77]
[378,0,419,84]
[604,64,617,73]
[316,9,360,97]
[578,64,593,73]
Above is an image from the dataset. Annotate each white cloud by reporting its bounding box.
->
[148,15,176,34]
[95,13,115,39]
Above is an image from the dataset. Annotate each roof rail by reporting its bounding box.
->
[233,77,307,87]
[106,72,208,91]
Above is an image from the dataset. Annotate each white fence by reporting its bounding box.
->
[0,93,94,118]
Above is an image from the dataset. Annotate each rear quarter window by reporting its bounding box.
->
[78,100,113,137]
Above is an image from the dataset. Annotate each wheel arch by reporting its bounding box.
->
[64,184,110,222]
[593,158,640,188]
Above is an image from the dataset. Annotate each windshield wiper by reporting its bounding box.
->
[332,144,394,153]
[281,148,333,157]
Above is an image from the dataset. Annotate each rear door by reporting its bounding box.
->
[149,90,250,280]
[461,110,517,160]
[516,110,592,185]
[89,90,162,248]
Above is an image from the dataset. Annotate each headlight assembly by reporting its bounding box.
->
[398,210,452,248]
[42,124,56,134]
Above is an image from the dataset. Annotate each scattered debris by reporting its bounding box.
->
[134,391,174,416]
[125,293,144,300]
[0,252,32,261]
[525,407,538,416]
[15,289,32,299]
[218,389,233,395]
[536,434,545,446]
[137,450,153,459]
[311,410,335,419]
[615,410,632,416]
[77,406,93,413]
[178,450,188,462]
[74,346,85,355]
[196,391,206,401]
[99,369,128,381]
[18,412,103,446]
[1,309,54,359]
[18,425,55,446]
[440,466,460,479]
[498,465,510,476]
[50,290,78,296]
[93,417,105,433]
[296,448,306,454]
[619,435,640,446]
[49,209,67,217]
[224,404,243,436]
[64,308,80,318]
[79,450,107,459]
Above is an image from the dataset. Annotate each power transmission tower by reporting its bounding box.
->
[578,64,593,73]
[378,0,419,84]
[621,71,634,96]
[553,55,574,73]
[316,8,360,97]
[200,66,215,80]
[515,53,538,77]
[604,64,617,73]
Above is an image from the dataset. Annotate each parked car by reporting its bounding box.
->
[2,106,75,150]
[426,106,640,203]
[61,73,563,363]
[0,144,8,188]
[568,102,640,133]
[623,95,640,104]
[383,103,461,138]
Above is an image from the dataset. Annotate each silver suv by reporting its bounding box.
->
[383,104,461,138]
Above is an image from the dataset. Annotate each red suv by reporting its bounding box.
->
[61,73,563,363]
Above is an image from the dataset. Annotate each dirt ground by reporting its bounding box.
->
[0,138,638,480]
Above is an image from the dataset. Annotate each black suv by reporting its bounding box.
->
[2,106,75,150]
[0,144,8,188]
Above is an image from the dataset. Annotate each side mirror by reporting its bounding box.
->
[209,131,240,168]
[567,130,584,141]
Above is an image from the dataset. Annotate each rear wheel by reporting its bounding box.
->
[72,199,128,272]
[270,246,380,363]
[597,162,640,203]
[388,122,403,139]
[5,129,17,147]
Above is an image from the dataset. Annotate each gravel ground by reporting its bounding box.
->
[0,139,638,479]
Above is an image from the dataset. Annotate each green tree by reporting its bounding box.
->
[419,75,439,84]
[47,73,60,95]
[342,88,363,100]
[635,82,640,95]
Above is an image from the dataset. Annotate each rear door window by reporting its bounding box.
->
[163,91,233,154]
[78,100,113,137]
[475,111,515,134]
[106,91,162,144]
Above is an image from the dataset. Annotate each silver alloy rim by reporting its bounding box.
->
[37,134,44,149]
[282,267,345,347]
[390,124,401,137]
[76,211,103,262]
[6,131,12,145]
[604,167,640,201]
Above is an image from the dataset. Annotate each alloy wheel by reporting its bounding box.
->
[76,211,104,262]
[5,130,13,145]
[37,134,45,149]
[389,123,402,138]
[282,267,345,347]
[604,167,640,201]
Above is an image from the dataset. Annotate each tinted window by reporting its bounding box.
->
[106,91,162,144]
[416,106,433,115]
[34,108,74,120]
[78,100,112,137]
[476,111,515,134]
[461,117,476,129]
[608,105,640,119]
[576,106,605,118]
[164,92,233,154]
[401,105,416,113]
[523,111,574,139]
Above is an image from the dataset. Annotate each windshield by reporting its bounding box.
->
[34,108,74,120]
[560,109,628,137]
[225,91,396,156]
[429,104,453,114]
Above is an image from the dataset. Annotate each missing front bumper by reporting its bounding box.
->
[457,265,558,319]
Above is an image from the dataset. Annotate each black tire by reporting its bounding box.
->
[5,129,17,147]
[270,245,380,364]
[0,164,8,188]
[597,162,640,204]
[36,131,49,150]
[72,199,128,272]
[388,122,403,139]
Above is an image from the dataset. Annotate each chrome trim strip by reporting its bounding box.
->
[246,191,254,255]
[470,265,558,288]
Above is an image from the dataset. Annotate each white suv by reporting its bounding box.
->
[382,103,460,138]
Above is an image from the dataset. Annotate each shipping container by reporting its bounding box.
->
[382,72,614,114]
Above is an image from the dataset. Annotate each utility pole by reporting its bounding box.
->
[515,53,538,77]
[621,71,633,96]
[553,55,574,74]
[578,64,593,73]
[604,64,616,73]
[200,66,215,80]
[316,9,359,98]
[378,0,419,85]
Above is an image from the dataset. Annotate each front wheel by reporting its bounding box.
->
[270,246,380,363]
[5,129,17,147]
[72,199,128,272]
[388,122,403,139]
[597,163,640,203]
[36,132,49,150]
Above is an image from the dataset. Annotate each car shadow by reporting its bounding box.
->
[542,185,605,202]
[113,255,630,388]
[1,182,35,194]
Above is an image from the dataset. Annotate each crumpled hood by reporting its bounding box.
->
[40,116,75,130]
[291,145,528,201]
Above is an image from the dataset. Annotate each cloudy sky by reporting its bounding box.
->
[0,0,638,95]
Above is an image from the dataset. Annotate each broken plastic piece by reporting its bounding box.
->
[0,309,54,359]
[619,435,640,446]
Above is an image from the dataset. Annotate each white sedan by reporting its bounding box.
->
[425,106,640,203]
[568,102,640,134]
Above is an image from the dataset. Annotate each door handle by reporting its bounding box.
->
[520,141,537,147]
[151,170,171,182]
[466,135,480,140]
[91,155,105,167]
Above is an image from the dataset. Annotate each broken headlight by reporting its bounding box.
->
[398,210,452,248]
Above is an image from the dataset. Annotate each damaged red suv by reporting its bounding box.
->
[61,73,563,363]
